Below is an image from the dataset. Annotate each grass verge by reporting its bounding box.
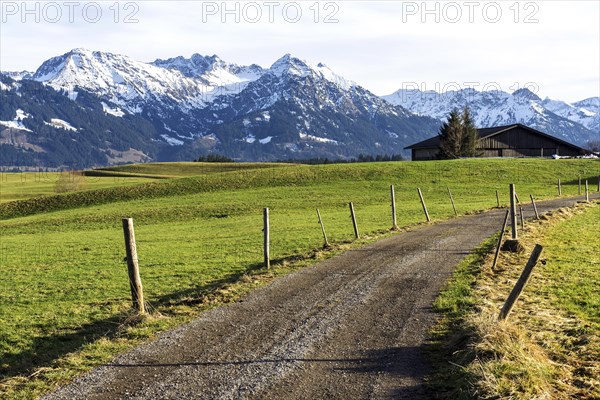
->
[428,200,599,399]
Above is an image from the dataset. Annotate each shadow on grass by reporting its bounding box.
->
[0,314,124,382]
[563,176,600,188]
[150,242,353,310]
[0,259,265,384]
[0,247,338,385]
[151,260,267,309]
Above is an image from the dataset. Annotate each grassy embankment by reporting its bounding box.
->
[429,199,599,399]
[0,158,598,398]
[0,162,284,203]
[0,171,152,203]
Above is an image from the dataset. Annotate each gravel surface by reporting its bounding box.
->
[43,195,596,400]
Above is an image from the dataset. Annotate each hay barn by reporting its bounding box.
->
[405,124,588,161]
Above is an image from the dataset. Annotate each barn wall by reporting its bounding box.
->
[479,127,555,149]
[413,148,439,161]
[409,126,584,160]
[477,127,582,157]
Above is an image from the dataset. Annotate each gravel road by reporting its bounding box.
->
[44,195,596,400]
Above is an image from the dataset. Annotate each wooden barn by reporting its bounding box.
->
[405,124,588,161]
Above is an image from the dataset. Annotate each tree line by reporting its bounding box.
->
[194,153,404,164]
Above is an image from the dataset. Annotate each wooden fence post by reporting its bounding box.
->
[498,244,543,320]
[585,180,589,202]
[316,208,329,248]
[578,176,581,195]
[263,208,270,269]
[349,202,359,239]
[557,178,561,196]
[519,204,525,230]
[390,185,398,230]
[491,210,510,271]
[597,175,600,192]
[417,188,431,222]
[509,184,518,239]
[447,186,457,216]
[122,218,145,314]
[496,190,500,208]
[530,195,540,220]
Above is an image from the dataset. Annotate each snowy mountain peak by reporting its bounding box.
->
[153,53,225,77]
[32,48,212,113]
[574,97,600,109]
[152,53,263,88]
[542,96,599,132]
[512,88,541,102]
[269,53,307,76]
[70,47,94,56]
[0,70,34,81]
[268,54,355,90]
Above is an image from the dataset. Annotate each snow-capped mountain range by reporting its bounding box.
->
[1,48,598,167]
[542,96,599,132]
[383,88,598,145]
[33,48,226,113]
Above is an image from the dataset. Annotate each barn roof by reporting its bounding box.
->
[404,123,588,152]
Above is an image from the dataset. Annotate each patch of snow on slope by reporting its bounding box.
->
[0,120,32,131]
[0,109,33,131]
[0,81,12,91]
[101,102,125,117]
[15,109,30,121]
[45,118,77,131]
[160,134,184,145]
[299,132,338,144]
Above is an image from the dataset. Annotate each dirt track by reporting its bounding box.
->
[44,195,597,400]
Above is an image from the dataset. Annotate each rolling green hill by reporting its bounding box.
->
[89,161,290,178]
[0,171,154,203]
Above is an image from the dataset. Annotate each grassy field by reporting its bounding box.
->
[90,161,290,178]
[0,158,598,398]
[0,171,155,203]
[429,200,599,399]
[0,162,288,203]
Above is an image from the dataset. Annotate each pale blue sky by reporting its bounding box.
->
[1,1,598,102]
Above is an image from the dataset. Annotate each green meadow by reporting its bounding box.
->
[0,159,598,398]
[0,171,154,203]
[0,162,285,203]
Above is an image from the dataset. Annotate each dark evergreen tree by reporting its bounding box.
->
[438,109,464,159]
[439,106,480,159]
[460,106,480,157]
